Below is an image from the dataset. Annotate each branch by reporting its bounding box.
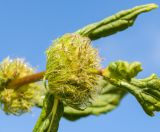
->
[7,71,45,89]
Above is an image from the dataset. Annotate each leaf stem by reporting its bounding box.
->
[33,94,64,132]
[47,97,59,132]
[6,69,103,89]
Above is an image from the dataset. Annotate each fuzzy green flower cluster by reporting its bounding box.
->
[46,33,101,110]
[0,58,41,115]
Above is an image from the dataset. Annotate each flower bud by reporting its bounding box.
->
[46,33,101,110]
[0,58,41,115]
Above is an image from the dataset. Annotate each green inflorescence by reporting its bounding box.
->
[0,58,41,115]
[46,33,101,110]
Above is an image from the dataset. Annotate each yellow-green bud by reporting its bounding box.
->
[0,58,41,115]
[46,33,101,110]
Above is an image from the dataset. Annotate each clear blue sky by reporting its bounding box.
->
[0,0,160,132]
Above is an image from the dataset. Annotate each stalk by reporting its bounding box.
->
[7,70,102,89]
[33,93,64,132]
[7,71,45,88]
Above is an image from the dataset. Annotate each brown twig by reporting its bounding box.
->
[7,71,46,88]
[6,68,104,89]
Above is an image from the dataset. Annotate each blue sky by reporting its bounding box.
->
[0,0,160,132]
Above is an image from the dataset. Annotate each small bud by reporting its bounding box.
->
[103,61,142,81]
[46,33,101,110]
[0,57,41,115]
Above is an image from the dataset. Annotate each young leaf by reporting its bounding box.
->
[76,3,158,40]
[103,61,160,116]
[103,61,142,81]
[120,74,160,116]
[33,93,64,132]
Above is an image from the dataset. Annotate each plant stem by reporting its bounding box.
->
[33,93,64,132]
[6,69,103,89]
[47,97,59,132]
[33,93,54,132]
[7,71,45,88]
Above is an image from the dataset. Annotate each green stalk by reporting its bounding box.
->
[33,93,63,132]
[47,98,59,132]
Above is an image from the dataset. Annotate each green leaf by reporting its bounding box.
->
[33,93,64,132]
[103,61,160,116]
[63,79,126,121]
[120,74,160,116]
[76,3,158,40]
[103,61,142,81]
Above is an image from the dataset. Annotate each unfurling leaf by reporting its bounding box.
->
[76,3,158,40]
[103,61,160,116]
[120,74,160,116]
[103,61,142,81]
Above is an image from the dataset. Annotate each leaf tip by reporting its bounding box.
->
[147,3,159,10]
